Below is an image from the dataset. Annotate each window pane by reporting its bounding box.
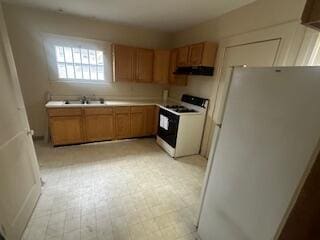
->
[81,49,89,64]
[82,65,90,79]
[90,65,97,80]
[96,51,104,65]
[89,50,97,65]
[57,63,66,78]
[97,66,104,80]
[74,64,82,79]
[64,47,73,63]
[66,63,75,78]
[73,48,81,64]
[55,46,65,62]
[55,46,105,81]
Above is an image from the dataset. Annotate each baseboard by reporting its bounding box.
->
[32,135,44,141]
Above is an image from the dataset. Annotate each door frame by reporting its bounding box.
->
[197,20,307,227]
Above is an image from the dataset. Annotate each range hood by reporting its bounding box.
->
[301,0,320,31]
[174,66,214,76]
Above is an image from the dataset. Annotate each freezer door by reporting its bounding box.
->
[198,67,320,240]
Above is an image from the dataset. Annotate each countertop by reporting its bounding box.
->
[45,99,178,108]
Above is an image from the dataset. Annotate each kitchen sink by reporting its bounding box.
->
[63,100,82,105]
[64,100,106,105]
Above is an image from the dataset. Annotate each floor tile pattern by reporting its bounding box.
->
[22,138,206,240]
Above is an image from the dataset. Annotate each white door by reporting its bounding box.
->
[213,39,281,124]
[0,5,41,240]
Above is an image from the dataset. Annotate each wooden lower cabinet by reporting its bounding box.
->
[49,116,83,145]
[114,107,131,139]
[85,115,114,141]
[84,107,114,142]
[145,106,157,135]
[130,107,146,137]
[48,105,158,145]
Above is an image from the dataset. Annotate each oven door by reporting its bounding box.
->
[158,108,180,148]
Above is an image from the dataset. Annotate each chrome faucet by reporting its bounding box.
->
[80,96,87,104]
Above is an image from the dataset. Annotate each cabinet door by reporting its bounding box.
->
[177,46,189,66]
[50,116,83,145]
[153,50,170,84]
[169,49,188,86]
[113,44,135,82]
[131,106,146,137]
[85,115,114,142]
[114,107,131,139]
[135,48,154,83]
[188,43,204,66]
[145,106,157,135]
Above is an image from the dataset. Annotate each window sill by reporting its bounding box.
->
[50,79,111,85]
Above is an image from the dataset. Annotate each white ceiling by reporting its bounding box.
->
[4,0,256,32]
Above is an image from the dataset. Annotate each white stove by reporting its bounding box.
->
[156,94,209,158]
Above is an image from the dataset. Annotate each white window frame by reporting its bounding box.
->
[43,33,112,84]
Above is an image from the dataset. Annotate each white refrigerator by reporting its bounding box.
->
[197,67,320,240]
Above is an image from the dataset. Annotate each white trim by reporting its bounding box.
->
[295,28,320,66]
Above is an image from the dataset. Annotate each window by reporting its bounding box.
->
[43,33,111,84]
[55,46,104,80]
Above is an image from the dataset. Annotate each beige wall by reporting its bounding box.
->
[169,0,307,157]
[170,0,307,100]
[3,3,172,136]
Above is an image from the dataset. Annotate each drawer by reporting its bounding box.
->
[131,106,147,113]
[84,107,113,115]
[114,107,130,113]
[47,108,82,117]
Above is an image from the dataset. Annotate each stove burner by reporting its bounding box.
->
[165,105,184,108]
[165,105,197,113]
[175,108,197,113]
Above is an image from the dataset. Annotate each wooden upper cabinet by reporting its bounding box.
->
[188,43,204,66]
[200,42,218,67]
[113,44,135,82]
[153,50,170,84]
[169,49,187,86]
[114,107,131,139]
[135,48,154,83]
[177,46,189,67]
[176,42,218,67]
[112,41,217,86]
